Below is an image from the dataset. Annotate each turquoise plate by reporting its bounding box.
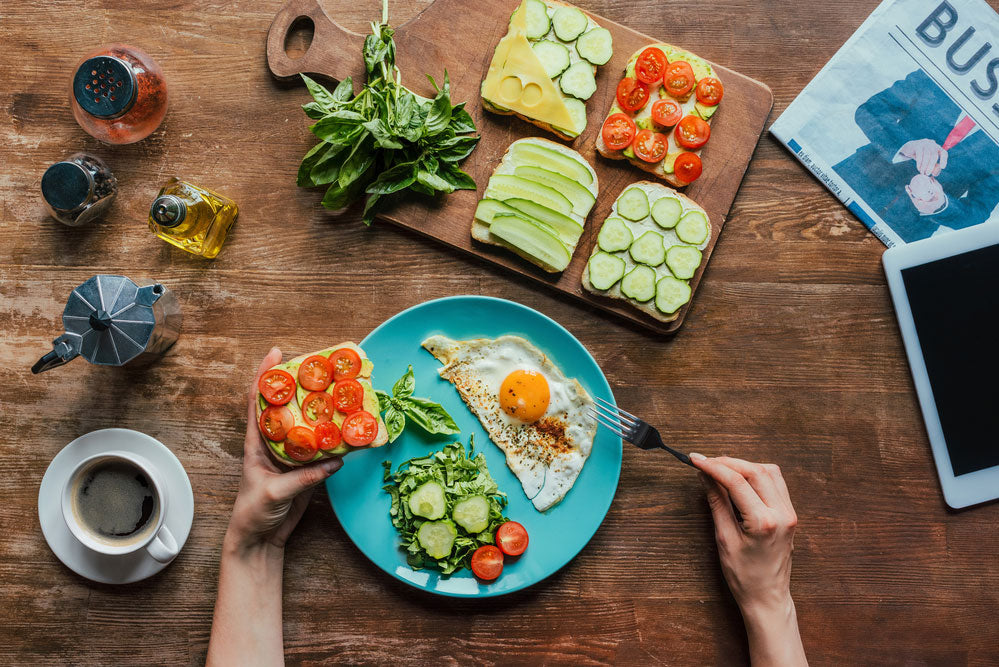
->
[326,296,622,598]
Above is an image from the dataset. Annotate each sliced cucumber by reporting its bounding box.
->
[533,40,571,79]
[513,165,595,217]
[651,196,682,229]
[452,495,490,534]
[524,0,552,39]
[562,97,587,136]
[655,275,692,314]
[552,6,587,41]
[510,141,593,185]
[597,217,633,252]
[666,245,703,280]
[490,213,572,272]
[417,520,457,559]
[408,481,446,520]
[486,174,573,216]
[617,187,650,221]
[629,231,665,266]
[493,211,561,241]
[587,252,626,290]
[474,198,520,226]
[575,27,613,65]
[620,265,657,302]
[504,198,583,244]
[559,61,597,100]
[676,210,709,245]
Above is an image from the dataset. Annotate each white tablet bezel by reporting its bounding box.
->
[882,222,999,509]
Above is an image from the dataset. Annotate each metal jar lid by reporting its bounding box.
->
[150,194,187,227]
[41,161,94,212]
[73,55,138,119]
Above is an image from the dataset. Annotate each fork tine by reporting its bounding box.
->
[591,399,638,427]
[588,409,631,440]
[595,396,641,423]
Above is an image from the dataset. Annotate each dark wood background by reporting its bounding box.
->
[1,0,997,664]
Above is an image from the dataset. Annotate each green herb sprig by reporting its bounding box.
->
[376,365,460,442]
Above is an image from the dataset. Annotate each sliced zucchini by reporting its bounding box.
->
[629,231,665,266]
[504,198,583,244]
[513,165,595,217]
[452,495,490,534]
[486,174,573,216]
[617,187,650,221]
[651,196,682,229]
[474,198,520,226]
[510,141,593,185]
[552,6,587,41]
[597,217,633,252]
[676,210,710,245]
[559,61,597,100]
[524,0,551,39]
[490,213,572,272]
[533,40,571,79]
[655,275,692,314]
[417,520,457,559]
[409,481,446,520]
[620,265,657,302]
[562,97,587,136]
[666,245,703,280]
[575,27,613,65]
[587,252,626,290]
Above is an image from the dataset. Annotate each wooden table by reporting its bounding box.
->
[1,0,997,663]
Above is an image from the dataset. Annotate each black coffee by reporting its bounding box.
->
[72,460,158,544]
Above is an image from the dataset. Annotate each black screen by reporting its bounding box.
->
[901,243,999,476]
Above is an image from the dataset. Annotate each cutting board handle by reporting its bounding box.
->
[266,0,367,82]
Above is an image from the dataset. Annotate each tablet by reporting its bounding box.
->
[883,222,999,509]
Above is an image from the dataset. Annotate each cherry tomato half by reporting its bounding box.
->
[302,390,335,427]
[663,61,695,98]
[331,379,365,413]
[259,369,296,405]
[298,355,333,392]
[601,113,637,150]
[674,115,711,150]
[315,422,342,451]
[259,404,294,442]
[495,521,529,556]
[633,129,668,163]
[695,76,724,106]
[616,77,650,112]
[674,152,703,184]
[651,98,682,127]
[471,545,504,580]
[341,410,378,447]
[635,47,667,85]
[329,348,362,381]
[284,426,318,462]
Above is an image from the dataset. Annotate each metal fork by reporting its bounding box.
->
[589,397,695,468]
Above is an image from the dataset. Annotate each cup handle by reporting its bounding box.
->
[146,524,179,563]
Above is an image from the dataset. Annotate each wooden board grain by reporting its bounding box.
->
[266,0,773,333]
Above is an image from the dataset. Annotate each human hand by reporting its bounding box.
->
[898,138,948,176]
[225,347,343,554]
[905,173,945,215]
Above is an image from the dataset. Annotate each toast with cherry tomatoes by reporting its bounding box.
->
[255,342,388,466]
[595,44,723,187]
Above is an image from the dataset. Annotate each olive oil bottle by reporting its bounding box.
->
[149,177,237,258]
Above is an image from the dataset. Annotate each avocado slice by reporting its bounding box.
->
[695,102,718,120]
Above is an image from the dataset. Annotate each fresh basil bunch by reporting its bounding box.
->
[296,13,480,224]
[376,365,460,442]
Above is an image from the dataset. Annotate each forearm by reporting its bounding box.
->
[741,596,807,667]
[207,534,286,667]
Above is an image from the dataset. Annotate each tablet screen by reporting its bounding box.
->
[901,243,999,476]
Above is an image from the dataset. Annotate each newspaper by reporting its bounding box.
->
[770,0,999,247]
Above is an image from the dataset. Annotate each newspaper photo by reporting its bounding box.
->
[771,0,999,247]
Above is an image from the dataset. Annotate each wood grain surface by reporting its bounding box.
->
[1,0,998,665]
[265,0,773,333]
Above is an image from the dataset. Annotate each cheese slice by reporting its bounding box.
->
[481,1,575,131]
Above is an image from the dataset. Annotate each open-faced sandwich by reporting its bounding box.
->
[582,181,711,323]
[481,0,613,140]
[596,45,723,186]
[256,342,388,465]
[473,137,597,272]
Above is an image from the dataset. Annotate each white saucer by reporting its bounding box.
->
[38,428,194,584]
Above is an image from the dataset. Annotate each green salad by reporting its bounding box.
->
[383,439,508,574]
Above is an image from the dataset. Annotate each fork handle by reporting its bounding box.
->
[662,444,695,468]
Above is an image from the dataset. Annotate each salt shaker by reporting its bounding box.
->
[41,153,117,227]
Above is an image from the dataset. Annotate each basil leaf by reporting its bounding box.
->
[434,135,479,163]
[416,167,455,194]
[297,142,330,187]
[424,88,452,136]
[393,365,416,398]
[310,144,347,185]
[366,160,417,195]
[363,118,404,150]
[384,406,406,443]
[302,102,329,120]
[437,164,477,191]
[401,396,460,435]
[449,106,476,134]
[362,192,382,226]
[310,114,365,144]
[337,132,375,188]
[376,390,392,413]
[408,181,435,196]
[332,76,355,103]
[301,74,337,108]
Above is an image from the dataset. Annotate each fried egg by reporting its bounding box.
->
[422,335,597,511]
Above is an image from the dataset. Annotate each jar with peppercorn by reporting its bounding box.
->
[41,153,117,227]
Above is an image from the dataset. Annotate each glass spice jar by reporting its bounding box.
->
[70,44,168,144]
[41,152,117,227]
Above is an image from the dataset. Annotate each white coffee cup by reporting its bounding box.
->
[61,450,179,563]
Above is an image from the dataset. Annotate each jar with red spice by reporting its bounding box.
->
[70,44,168,145]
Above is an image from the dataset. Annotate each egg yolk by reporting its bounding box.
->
[500,370,550,422]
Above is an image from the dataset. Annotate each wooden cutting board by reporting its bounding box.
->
[267,0,773,334]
